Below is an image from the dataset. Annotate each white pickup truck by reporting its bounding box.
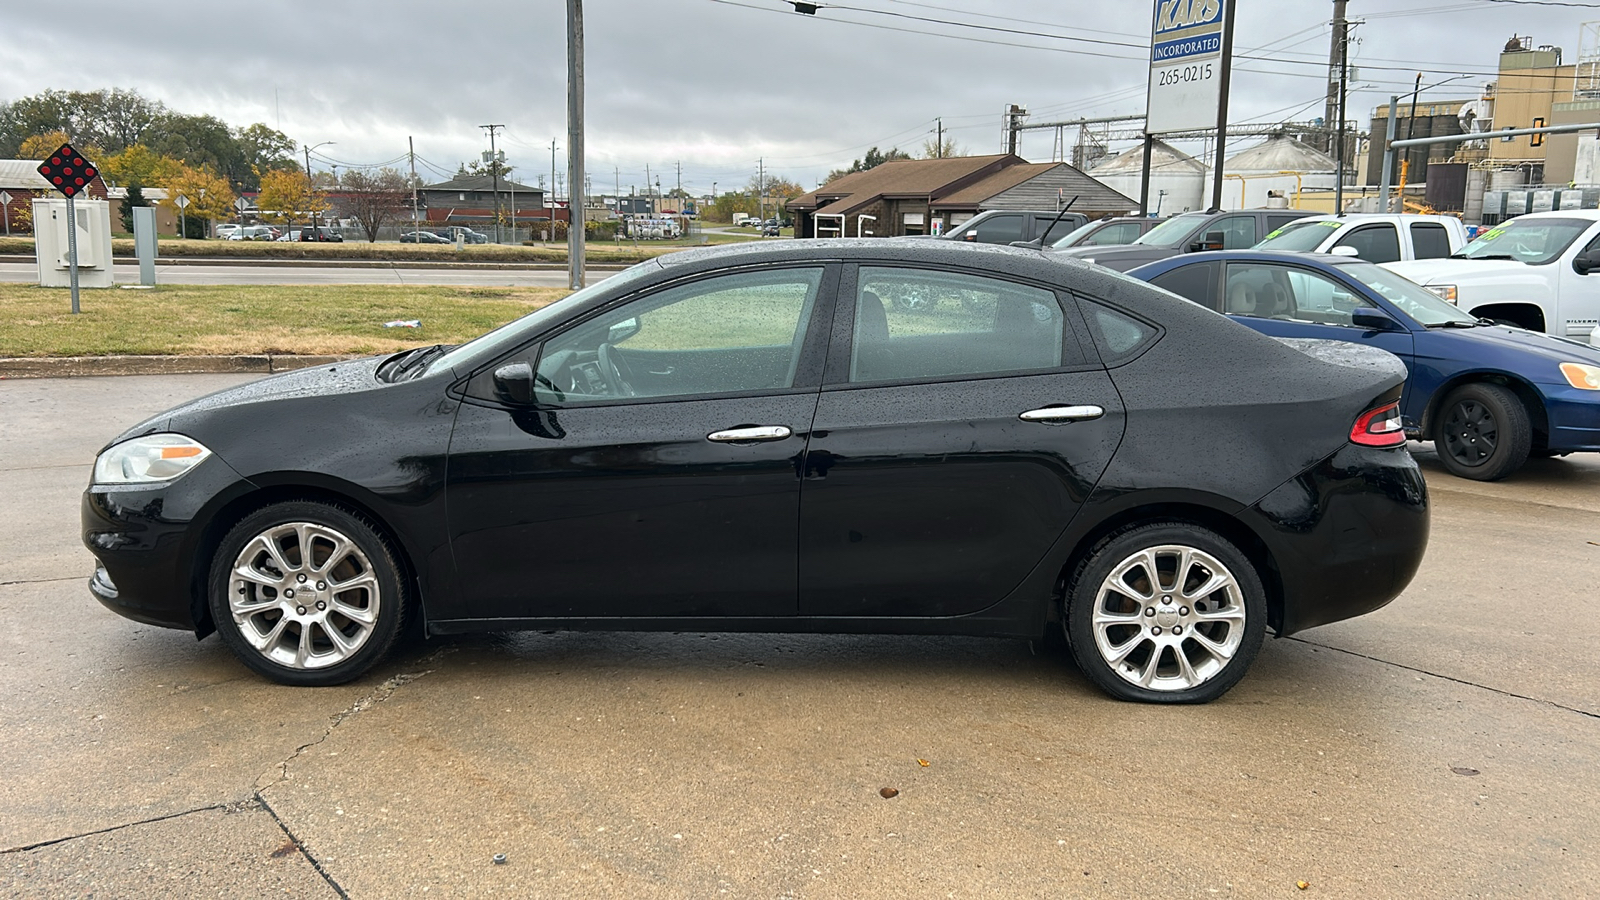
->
[1254,213,1469,262]
[1385,210,1600,344]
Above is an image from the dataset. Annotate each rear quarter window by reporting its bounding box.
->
[1148,262,1220,311]
[1080,299,1162,367]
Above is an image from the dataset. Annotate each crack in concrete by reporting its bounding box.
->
[1288,636,1600,720]
[0,800,255,854]
[253,790,350,899]
[261,649,449,787]
[0,576,84,587]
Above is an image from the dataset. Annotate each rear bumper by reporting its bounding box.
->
[1247,443,1430,636]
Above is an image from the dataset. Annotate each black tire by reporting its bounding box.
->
[1433,382,1531,481]
[208,501,408,686]
[1064,522,1266,704]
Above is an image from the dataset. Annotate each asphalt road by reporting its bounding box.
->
[0,261,613,287]
[3,374,1599,897]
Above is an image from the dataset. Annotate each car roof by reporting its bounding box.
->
[1500,209,1600,222]
[1127,249,1368,274]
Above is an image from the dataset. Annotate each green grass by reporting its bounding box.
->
[0,282,569,357]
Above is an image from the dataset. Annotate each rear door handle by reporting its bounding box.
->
[708,425,793,443]
[1019,405,1105,424]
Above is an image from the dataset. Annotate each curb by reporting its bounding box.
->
[0,355,353,379]
[0,254,636,271]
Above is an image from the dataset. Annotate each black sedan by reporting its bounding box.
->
[399,230,452,244]
[83,240,1428,703]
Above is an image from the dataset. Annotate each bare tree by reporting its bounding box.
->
[338,168,411,242]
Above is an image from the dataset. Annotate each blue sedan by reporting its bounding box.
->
[1127,250,1600,480]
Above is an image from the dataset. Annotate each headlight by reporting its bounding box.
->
[93,434,213,484]
[1560,362,1600,390]
[1425,284,1458,304]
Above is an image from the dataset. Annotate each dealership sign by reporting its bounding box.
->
[1146,0,1227,134]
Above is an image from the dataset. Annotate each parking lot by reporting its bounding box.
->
[3,373,1598,897]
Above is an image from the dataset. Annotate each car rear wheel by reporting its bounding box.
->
[1065,523,1266,704]
[208,502,407,686]
[1435,382,1531,481]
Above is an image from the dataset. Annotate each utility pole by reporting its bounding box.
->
[551,140,560,214]
[568,0,586,289]
[1400,72,1424,196]
[645,162,652,213]
[1005,104,1026,155]
[1209,0,1237,211]
[675,160,681,201]
[1335,17,1351,213]
[409,136,419,239]
[1325,0,1348,155]
[758,157,765,221]
[481,123,505,243]
[936,117,944,157]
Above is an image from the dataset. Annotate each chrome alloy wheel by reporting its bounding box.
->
[228,522,382,670]
[1089,545,1246,692]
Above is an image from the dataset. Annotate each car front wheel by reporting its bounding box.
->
[1065,522,1266,703]
[208,501,407,686]
[1434,382,1531,481]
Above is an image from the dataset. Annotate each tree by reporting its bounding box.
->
[460,158,516,180]
[337,168,410,241]
[19,130,102,160]
[255,169,328,234]
[824,146,912,184]
[101,144,182,188]
[920,136,964,159]
[235,124,297,180]
[158,165,236,237]
[118,183,151,233]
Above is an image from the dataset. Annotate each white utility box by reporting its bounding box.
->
[33,197,114,288]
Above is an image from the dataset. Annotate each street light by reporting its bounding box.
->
[303,140,335,232]
[1397,74,1472,200]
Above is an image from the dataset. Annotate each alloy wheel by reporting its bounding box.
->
[1089,544,1247,692]
[228,522,382,670]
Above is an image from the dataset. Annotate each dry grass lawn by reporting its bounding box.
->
[0,283,569,357]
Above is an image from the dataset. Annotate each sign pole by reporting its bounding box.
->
[65,195,80,314]
[1209,0,1236,211]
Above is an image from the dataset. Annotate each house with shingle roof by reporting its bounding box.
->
[788,154,1133,239]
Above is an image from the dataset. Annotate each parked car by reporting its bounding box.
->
[215,223,241,239]
[83,240,1426,703]
[760,222,781,237]
[400,230,452,244]
[1129,249,1600,480]
[226,225,277,242]
[444,227,489,244]
[1053,208,1314,272]
[299,226,344,242]
[1385,210,1600,343]
[1254,213,1468,263]
[942,209,1089,245]
[1050,216,1160,250]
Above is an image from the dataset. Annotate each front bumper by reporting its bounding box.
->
[82,458,251,634]
[1247,443,1430,636]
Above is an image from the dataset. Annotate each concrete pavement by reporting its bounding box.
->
[2,373,1598,897]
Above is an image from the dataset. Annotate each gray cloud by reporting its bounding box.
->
[1,1,1586,192]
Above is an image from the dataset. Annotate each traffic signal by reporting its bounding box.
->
[36,143,99,198]
[1531,117,1546,148]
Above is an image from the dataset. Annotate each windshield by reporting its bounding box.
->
[1341,261,1477,326]
[1453,217,1591,265]
[431,262,660,374]
[1133,214,1208,249]
[1257,219,1343,252]
[1050,221,1101,248]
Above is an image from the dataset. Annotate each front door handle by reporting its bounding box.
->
[708,425,793,443]
[1019,405,1105,424]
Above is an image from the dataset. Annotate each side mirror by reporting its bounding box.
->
[492,362,537,405]
[607,317,640,343]
[1574,251,1600,275]
[1330,245,1361,258]
[1351,308,1401,331]
[1190,231,1226,252]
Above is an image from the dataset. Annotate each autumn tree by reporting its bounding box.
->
[158,165,236,237]
[337,168,411,241]
[920,135,965,159]
[20,130,103,161]
[255,169,328,235]
[101,144,181,187]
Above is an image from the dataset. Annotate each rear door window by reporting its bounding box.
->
[1334,224,1402,263]
[1214,216,1258,249]
[848,267,1077,382]
[1409,223,1452,259]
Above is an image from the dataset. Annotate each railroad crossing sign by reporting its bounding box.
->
[36,143,98,198]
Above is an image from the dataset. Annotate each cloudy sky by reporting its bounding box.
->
[4,0,1591,194]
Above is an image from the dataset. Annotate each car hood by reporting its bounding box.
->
[1384,258,1534,285]
[104,356,389,450]
[1050,245,1180,272]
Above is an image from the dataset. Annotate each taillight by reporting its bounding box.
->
[1350,401,1405,447]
